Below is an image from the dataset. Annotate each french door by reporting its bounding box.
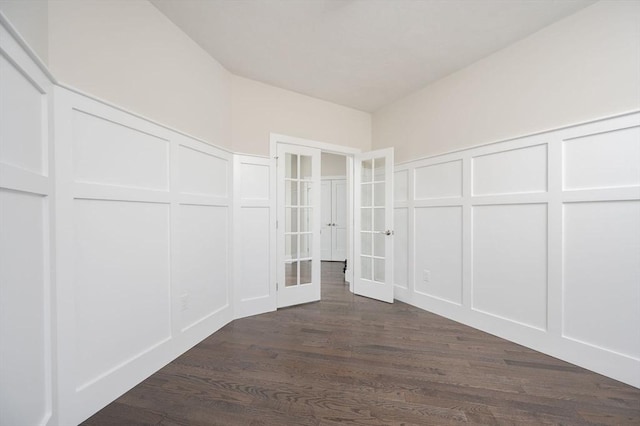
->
[276,143,321,308]
[354,148,394,303]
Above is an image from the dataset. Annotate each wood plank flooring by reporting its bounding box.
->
[84,262,640,425]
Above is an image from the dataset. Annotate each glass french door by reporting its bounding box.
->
[354,148,394,303]
[276,143,321,308]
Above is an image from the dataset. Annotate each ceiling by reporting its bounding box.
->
[150,0,596,112]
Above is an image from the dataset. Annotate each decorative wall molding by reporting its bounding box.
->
[54,87,234,425]
[0,21,54,426]
[394,112,640,388]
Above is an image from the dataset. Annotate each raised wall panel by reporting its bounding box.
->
[472,144,547,196]
[472,204,547,330]
[0,190,49,426]
[393,208,408,289]
[414,160,461,200]
[178,145,228,197]
[394,169,408,203]
[563,201,640,358]
[0,55,44,174]
[564,126,640,190]
[73,110,169,190]
[179,205,229,329]
[240,163,269,200]
[240,208,271,300]
[73,200,171,389]
[414,206,462,304]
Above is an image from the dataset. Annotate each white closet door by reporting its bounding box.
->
[321,180,332,260]
[332,179,347,261]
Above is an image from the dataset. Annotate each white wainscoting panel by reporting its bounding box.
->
[414,160,461,200]
[563,200,640,359]
[178,205,229,330]
[55,87,234,425]
[563,126,640,191]
[393,207,408,289]
[472,203,548,330]
[234,155,275,319]
[472,144,547,196]
[0,21,53,426]
[239,208,271,298]
[73,199,172,389]
[178,144,228,197]
[414,206,462,304]
[394,169,408,203]
[0,54,45,175]
[394,112,640,388]
[73,110,170,190]
[0,190,49,426]
[240,160,270,201]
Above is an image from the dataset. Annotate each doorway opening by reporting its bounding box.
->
[271,133,394,309]
[321,152,348,274]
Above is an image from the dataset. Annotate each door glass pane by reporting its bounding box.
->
[362,159,373,183]
[286,153,298,179]
[300,260,312,285]
[285,261,298,287]
[361,208,372,231]
[300,233,312,258]
[300,181,312,206]
[286,207,298,232]
[362,183,372,207]
[300,155,312,180]
[361,232,372,255]
[374,233,385,257]
[300,208,312,232]
[285,180,298,206]
[374,182,385,207]
[361,256,372,280]
[374,258,385,282]
[285,234,298,260]
[374,208,385,232]
[374,157,385,181]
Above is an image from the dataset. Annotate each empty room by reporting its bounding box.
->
[1,0,639,424]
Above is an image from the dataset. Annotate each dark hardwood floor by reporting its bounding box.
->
[84,262,640,425]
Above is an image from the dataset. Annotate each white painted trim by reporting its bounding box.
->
[394,110,640,166]
[0,11,56,84]
[270,132,362,156]
[56,82,233,154]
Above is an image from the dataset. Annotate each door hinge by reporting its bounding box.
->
[276,220,279,229]
[276,282,279,291]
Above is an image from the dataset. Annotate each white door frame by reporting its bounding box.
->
[270,133,360,299]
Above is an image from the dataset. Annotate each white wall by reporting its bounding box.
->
[0,0,48,63]
[48,0,232,149]
[393,112,640,388]
[232,75,371,156]
[373,1,640,163]
[321,152,347,177]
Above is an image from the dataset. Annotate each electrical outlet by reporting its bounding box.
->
[181,294,189,311]
[423,270,431,283]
